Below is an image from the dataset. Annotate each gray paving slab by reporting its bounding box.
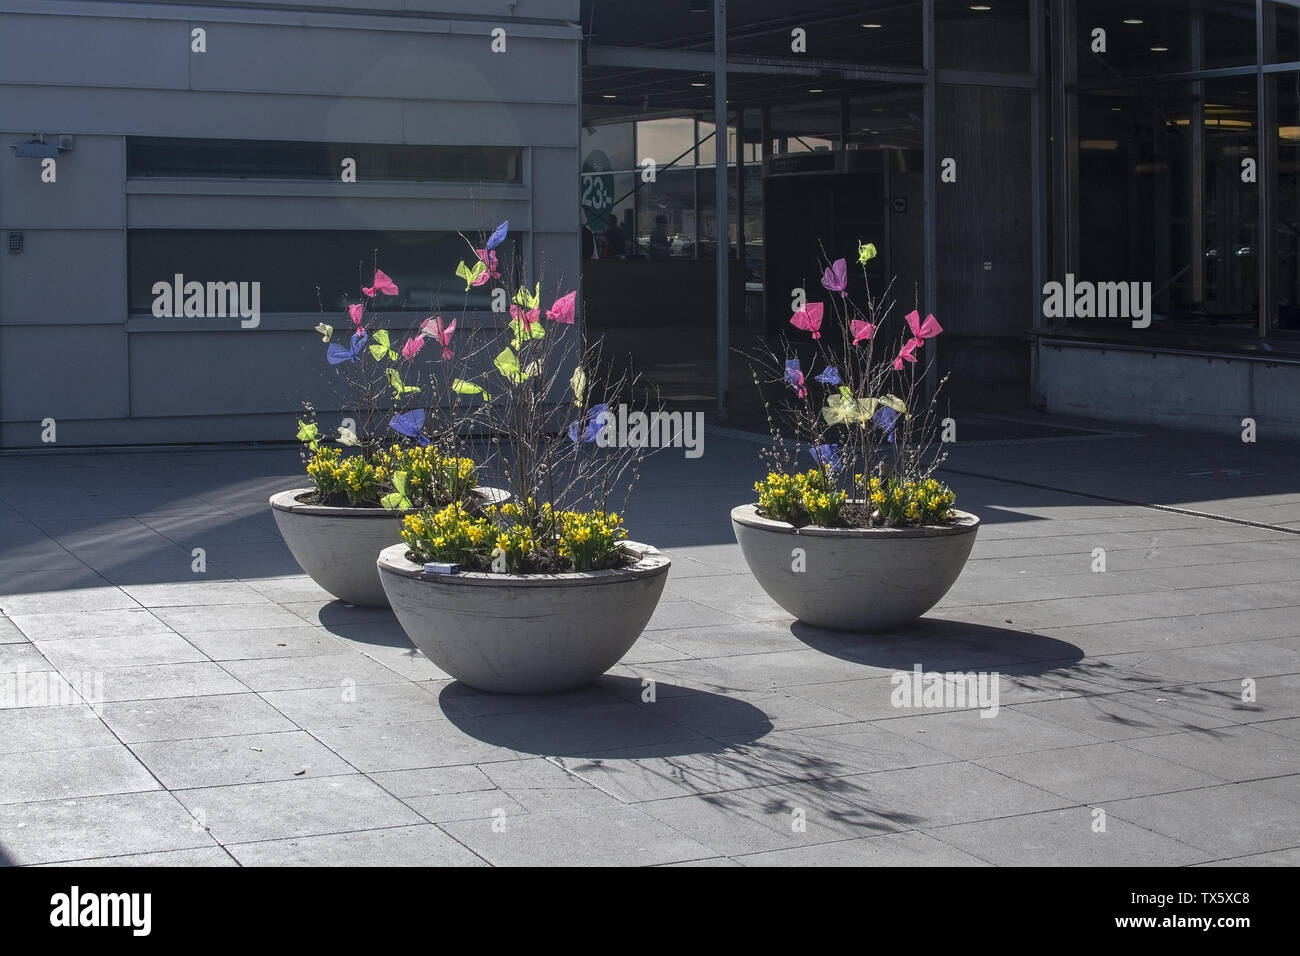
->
[8,607,171,642]
[129,730,356,790]
[438,804,717,866]
[0,791,218,865]
[101,693,297,743]
[1107,782,1300,858]
[734,830,992,866]
[35,632,206,671]
[171,774,425,844]
[0,745,160,805]
[225,824,486,867]
[0,706,119,755]
[979,742,1226,803]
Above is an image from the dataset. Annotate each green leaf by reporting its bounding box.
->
[384,367,421,400]
[368,329,398,362]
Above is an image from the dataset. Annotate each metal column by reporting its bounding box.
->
[715,0,729,416]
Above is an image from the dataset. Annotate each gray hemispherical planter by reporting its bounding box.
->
[377,542,670,694]
[731,504,980,632]
[270,487,508,608]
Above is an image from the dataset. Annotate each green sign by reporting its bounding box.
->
[580,149,616,231]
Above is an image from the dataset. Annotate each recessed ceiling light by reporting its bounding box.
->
[808,88,824,94]
[1150,45,1168,52]
[691,82,707,87]
[970,4,992,11]
[1112,106,1122,111]
[602,94,617,99]
[1123,18,1143,25]
[862,22,883,29]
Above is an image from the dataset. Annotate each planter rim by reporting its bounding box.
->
[731,503,980,539]
[270,486,508,519]
[377,540,670,588]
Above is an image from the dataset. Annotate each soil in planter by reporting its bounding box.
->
[295,491,489,512]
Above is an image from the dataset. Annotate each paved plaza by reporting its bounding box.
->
[1,415,1298,866]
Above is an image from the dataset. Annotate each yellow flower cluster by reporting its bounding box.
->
[556,510,626,571]
[305,443,478,509]
[401,500,627,573]
[755,469,846,526]
[862,474,956,527]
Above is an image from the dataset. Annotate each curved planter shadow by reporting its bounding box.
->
[438,676,773,759]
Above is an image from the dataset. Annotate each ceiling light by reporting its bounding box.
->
[688,0,708,13]
[970,5,992,11]
[808,88,823,93]
[862,22,883,28]
[1123,18,1143,25]
[602,94,616,99]
[1150,46,1168,52]
[691,82,707,87]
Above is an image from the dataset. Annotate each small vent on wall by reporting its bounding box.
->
[7,232,22,254]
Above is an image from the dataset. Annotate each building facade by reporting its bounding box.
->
[0,0,581,447]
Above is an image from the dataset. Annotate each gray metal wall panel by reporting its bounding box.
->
[31,1,581,22]
[0,230,126,327]
[188,23,577,103]
[3,88,576,146]
[0,14,190,89]
[0,325,129,419]
[125,194,533,231]
[0,134,124,229]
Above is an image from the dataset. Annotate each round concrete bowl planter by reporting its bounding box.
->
[376,541,671,693]
[269,487,508,608]
[731,504,980,632]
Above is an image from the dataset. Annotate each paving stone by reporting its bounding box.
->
[0,791,217,865]
[98,662,248,702]
[36,632,205,671]
[0,745,159,804]
[1107,782,1300,857]
[734,830,991,866]
[472,701,706,757]
[119,580,272,608]
[171,774,424,844]
[101,693,297,743]
[439,804,716,866]
[151,602,308,634]
[926,806,1211,866]
[979,742,1225,803]
[0,586,136,616]
[183,625,344,661]
[259,682,443,729]
[9,607,171,643]
[311,717,525,773]
[226,824,486,867]
[369,765,495,799]
[876,707,1101,759]
[219,652,406,693]
[0,706,119,755]
[1120,724,1300,782]
[130,730,355,789]
[40,847,238,867]
[1012,690,1237,742]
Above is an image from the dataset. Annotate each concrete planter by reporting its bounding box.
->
[269,487,507,608]
[731,504,980,632]
[376,541,671,693]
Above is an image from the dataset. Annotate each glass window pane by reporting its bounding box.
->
[128,230,512,313]
[635,168,696,259]
[126,139,520,182]
[1266,1,1300,64]
[579,121,635,173]
[1076,0,1257,82]
[937,0,1030,73]
[638,117,699,168]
